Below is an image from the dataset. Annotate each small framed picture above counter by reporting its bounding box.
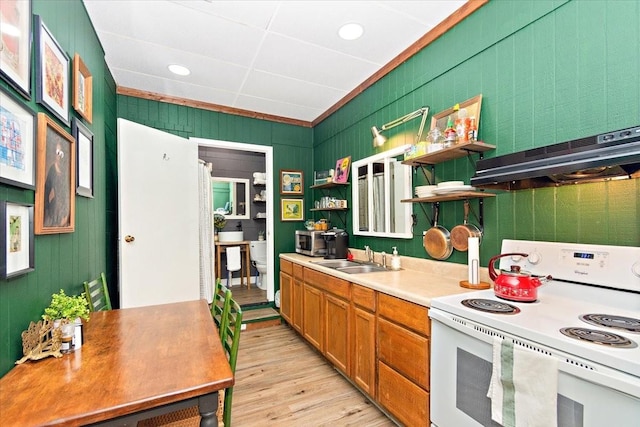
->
[280,169,303,195]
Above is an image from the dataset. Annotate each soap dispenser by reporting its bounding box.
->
[390,247,401,270]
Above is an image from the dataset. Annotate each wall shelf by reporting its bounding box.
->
[401,191,496,204]
[402,141,495,166]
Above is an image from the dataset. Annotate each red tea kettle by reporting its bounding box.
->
[488,252,552,302]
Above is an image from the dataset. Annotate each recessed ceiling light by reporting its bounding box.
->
[338,23,364,41]
[168,64,190,76]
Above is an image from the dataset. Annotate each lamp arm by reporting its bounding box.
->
[415,106,430,142]
[380,106,429,131]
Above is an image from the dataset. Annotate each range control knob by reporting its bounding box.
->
[527,252,541,265]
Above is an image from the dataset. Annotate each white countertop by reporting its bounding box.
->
[280,249,492,308]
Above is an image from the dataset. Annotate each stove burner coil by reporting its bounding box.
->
[579,314,640,334]
[461,299,520,314]
[560,327,637,348]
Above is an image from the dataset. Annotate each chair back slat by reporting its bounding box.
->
[83,272,112,312]
[221,297,242,427]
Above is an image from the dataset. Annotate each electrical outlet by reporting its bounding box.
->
[241,323,247,330]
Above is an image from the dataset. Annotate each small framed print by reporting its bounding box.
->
[280,169,303,195]
[0,0,32,99]
[72,118,93,198]
[281,198,304,221]
[334,156,351,184]
[35,15,70,126]
[35,113,75,234]
[72,53,92,123]
[0,85,36,189]
[1,200,35,279]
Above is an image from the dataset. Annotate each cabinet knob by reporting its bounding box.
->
[124,235,135,243]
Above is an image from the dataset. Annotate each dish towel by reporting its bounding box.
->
[487,336,558,427]
[226,246,242,272]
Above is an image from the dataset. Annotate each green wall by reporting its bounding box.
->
[314,0,640,265]
[0,0,115,376]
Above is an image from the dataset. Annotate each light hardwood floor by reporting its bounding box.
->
[232,324,396,426]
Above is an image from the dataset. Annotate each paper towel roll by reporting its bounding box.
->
[468,237,480,284]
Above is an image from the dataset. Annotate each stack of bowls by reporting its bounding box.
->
[415,185,437,198]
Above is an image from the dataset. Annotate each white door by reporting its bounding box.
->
[117,119,200,308]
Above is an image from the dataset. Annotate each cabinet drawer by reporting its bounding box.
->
[281,259,292,275]
[378,293,430,336]
[378,317,429,389]
[305,268,350,299]
[351,284,376,312]
[378,361,429,427]
[293,263,304,279]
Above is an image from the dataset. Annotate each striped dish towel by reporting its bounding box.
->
[487,336,558,427]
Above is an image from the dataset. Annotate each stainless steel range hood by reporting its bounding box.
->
[471,125,640,190]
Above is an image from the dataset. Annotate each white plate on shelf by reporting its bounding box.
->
[432,185,476,194]
[437,181,464,188]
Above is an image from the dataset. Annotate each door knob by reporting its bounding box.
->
[125,235,135,243]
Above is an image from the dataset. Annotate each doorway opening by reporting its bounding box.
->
[192,137,274,308]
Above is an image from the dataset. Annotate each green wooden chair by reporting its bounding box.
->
[83,272,112,312]
[220,297,243,427]
[211,278,232,338]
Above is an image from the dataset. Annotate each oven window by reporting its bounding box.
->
[456,349,584,427]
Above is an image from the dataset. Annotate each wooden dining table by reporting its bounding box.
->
[0,299,233,426]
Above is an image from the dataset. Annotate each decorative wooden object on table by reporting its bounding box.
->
[0,300,233,426]
[15,320,62,364]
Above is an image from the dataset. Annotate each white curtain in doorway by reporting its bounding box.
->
[198,160,214,303]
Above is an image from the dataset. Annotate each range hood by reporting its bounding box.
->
[471,125,640,190]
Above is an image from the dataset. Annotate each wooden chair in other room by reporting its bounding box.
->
[83,272,112,312]
[211,279,232,336]
[220,297,243,427]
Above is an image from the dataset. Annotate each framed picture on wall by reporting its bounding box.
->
[281,198,304,221]
[0,85,36,189]
[72,117,93,198]
[280,169,303,195]
[0,200,35,279]
[35,15,70,126]
[333,156,351,184]
[35,113,75,234]
[0,0,32,99]
[72,53,92,123]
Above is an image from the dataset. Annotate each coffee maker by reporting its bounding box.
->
[322,229,349,259]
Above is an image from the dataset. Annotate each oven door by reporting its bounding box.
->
[430,308,640,427]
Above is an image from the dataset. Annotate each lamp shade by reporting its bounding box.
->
[371,126,387,147]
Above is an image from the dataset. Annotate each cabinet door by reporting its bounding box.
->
[352,305,376,397]
[303,284,323,351]
[292,276,304,333]
[324,293,349,374]
[378,361,429,427]
[279,271,292,324]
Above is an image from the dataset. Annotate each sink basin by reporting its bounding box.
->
[217,231,244,242]
[312,260,361,268]
[336,265,389,274]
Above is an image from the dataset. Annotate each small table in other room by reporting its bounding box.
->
[215,240,251,288]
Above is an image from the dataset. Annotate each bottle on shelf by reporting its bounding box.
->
[444,116,457,145]
[467,117,478,142]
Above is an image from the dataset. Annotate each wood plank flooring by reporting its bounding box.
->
[232,324,396,426]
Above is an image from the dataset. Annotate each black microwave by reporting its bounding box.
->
[295,230,326,257]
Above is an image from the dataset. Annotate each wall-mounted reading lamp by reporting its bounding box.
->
[371,106,430,148]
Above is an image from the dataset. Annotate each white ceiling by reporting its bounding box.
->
[83,0,467,123]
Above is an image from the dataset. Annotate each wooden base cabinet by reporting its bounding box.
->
[302,283,323,351]
[292,264,304,333]
[377,293,431,426]
[279,260,293,324]
[325,293,350,374]
[351,284,376,397]
[378,361,429,427]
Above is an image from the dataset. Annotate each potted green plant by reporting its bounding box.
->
[43,289,90,323]
[43,289,90,352]
[214,213,226,241]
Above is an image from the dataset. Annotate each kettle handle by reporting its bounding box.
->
[488,252,528,281]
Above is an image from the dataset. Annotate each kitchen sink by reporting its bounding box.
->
[336,265,389,274]
[311,260,361,268]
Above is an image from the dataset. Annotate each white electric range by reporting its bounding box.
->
[429,239,640,427]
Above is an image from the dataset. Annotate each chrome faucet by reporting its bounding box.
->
[365,245,374,263]
[380,251,387,269]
